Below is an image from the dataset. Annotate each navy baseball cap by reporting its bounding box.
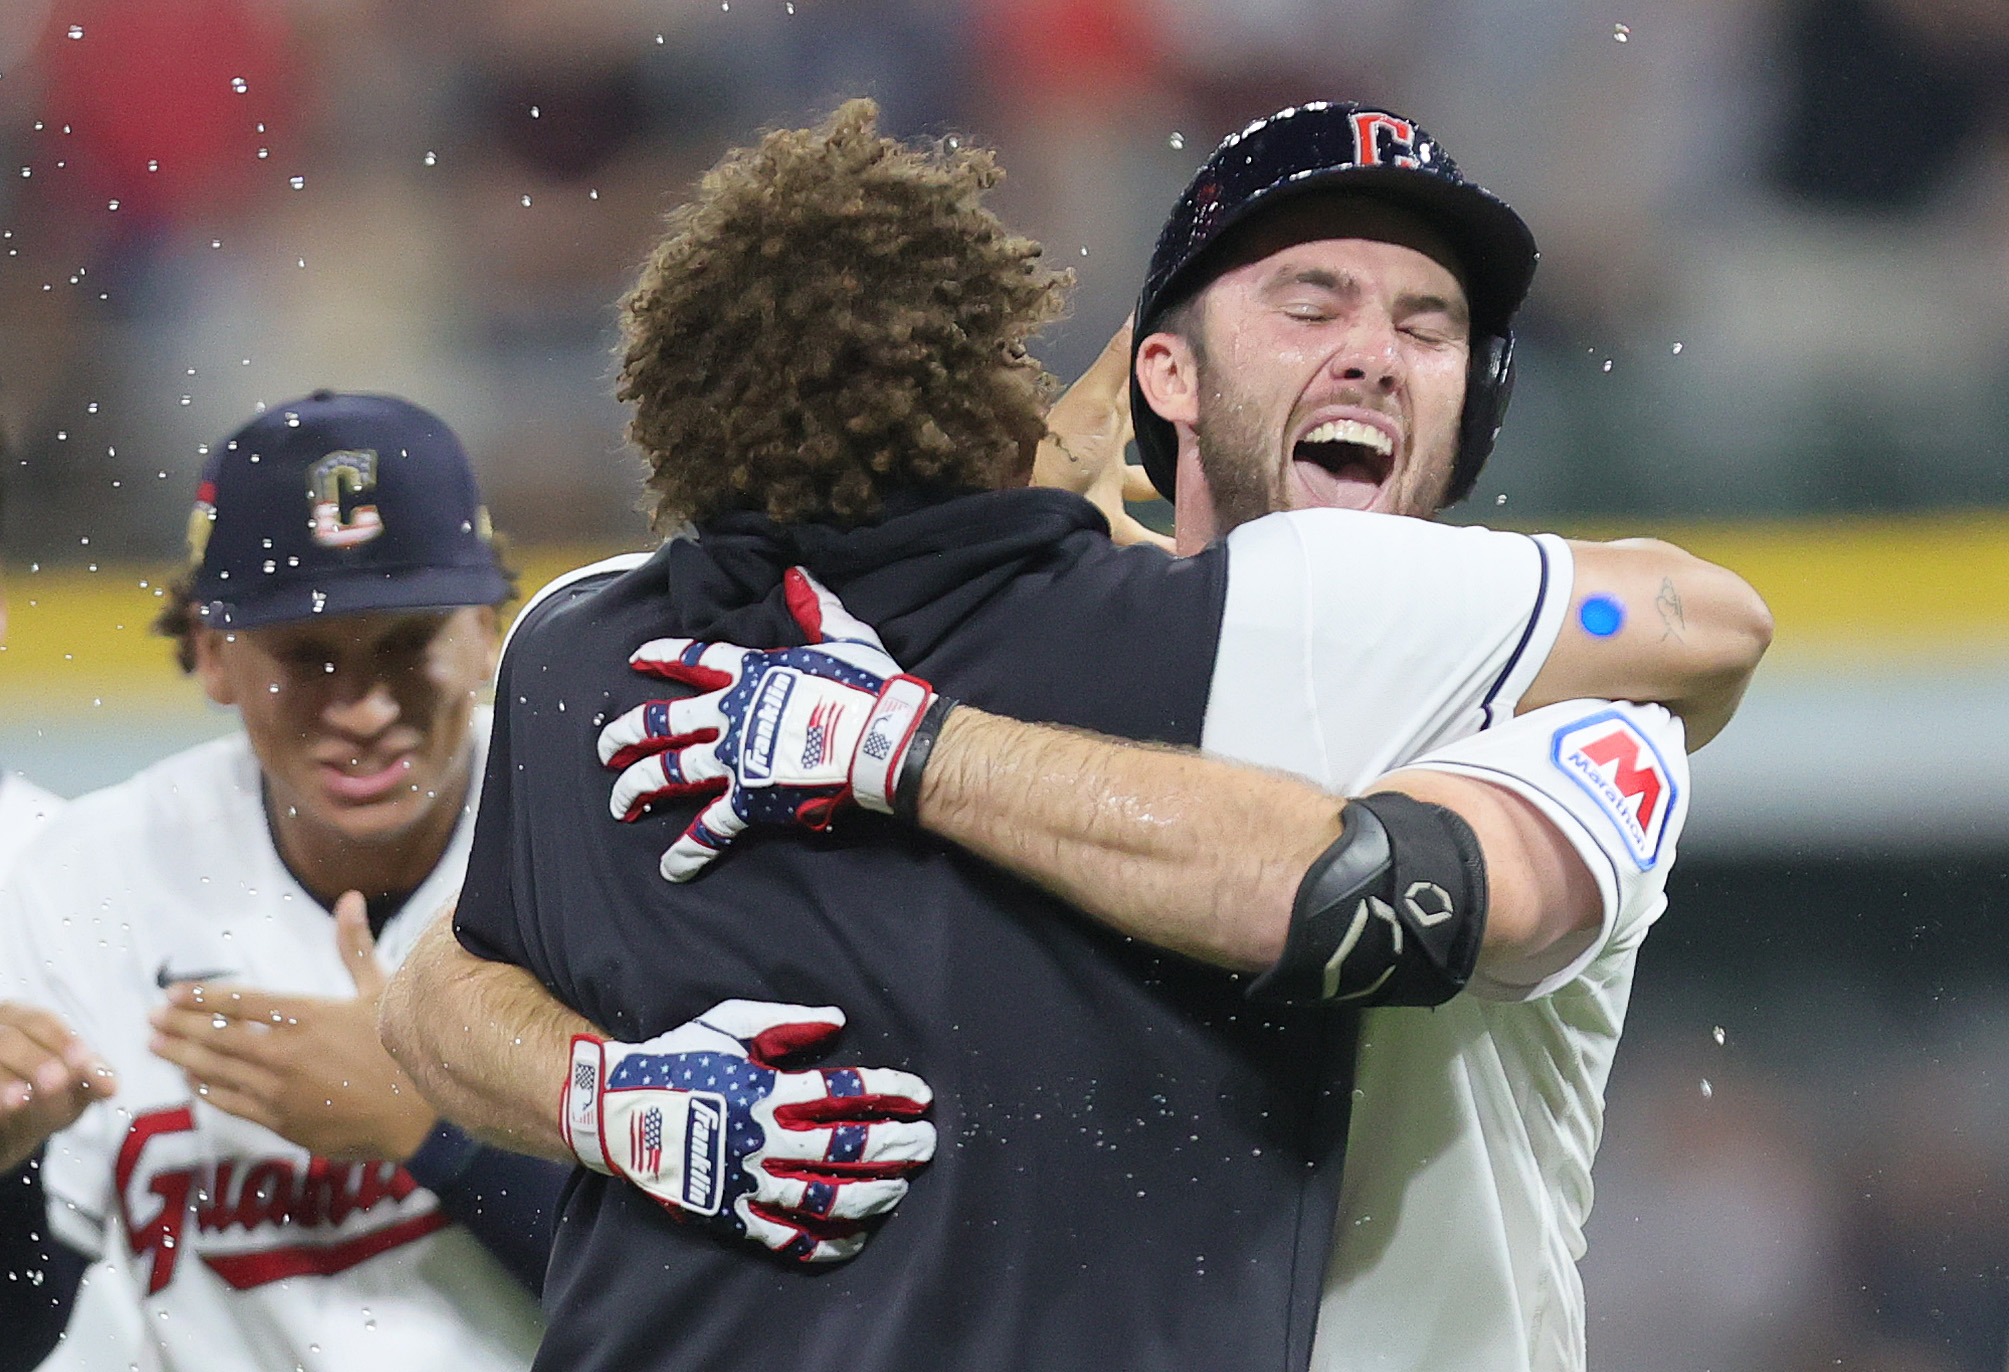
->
[185,391,509,629]
[1132,102,1539,501]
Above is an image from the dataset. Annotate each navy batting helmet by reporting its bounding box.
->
[1131,101,1538,506]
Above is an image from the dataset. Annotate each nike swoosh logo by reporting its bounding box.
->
[155,962,235,989]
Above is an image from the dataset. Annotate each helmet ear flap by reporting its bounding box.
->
[1448,330,1515,506]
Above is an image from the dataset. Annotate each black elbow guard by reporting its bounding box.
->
[1245,792,1487,1008]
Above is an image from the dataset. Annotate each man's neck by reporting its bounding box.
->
[266,756,473,908]
[1172,444,1217,555]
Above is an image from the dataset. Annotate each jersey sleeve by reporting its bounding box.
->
[456,554,651,968]
[1396,698,1690,1002]
[454,634,529,968]
[1206,510,1573,785]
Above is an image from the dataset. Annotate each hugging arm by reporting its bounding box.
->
[916,706,1603,982]
[379,911,582,1163]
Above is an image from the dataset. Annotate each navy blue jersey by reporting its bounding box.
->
[457,488,1355,1372]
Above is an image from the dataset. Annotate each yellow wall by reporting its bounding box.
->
[4,513,2005,717]
[0,545,638,716]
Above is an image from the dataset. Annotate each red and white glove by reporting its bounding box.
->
[561,998,936,1264]
[598,567,951,881]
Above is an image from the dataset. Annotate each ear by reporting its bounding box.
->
[190,626,237,706]
[1134,330,1202,430]
[472,605,503,679]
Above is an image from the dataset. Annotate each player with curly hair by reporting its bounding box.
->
[617,101,1063,531]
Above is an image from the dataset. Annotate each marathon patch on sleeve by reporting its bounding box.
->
[1551,710,1677,870]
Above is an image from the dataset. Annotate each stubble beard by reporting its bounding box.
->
[1191,369,1286,540]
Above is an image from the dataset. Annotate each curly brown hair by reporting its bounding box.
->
[618,99,1070,530]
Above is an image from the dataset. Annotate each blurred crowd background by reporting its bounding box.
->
[0,1,2004,1368]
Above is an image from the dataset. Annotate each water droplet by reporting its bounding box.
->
[1080,246,1089,256]
[257,147,269,159]
[147,159,159,172]
[1712,1025,1726,1045]
[289,176,305,190]
[86,402,98,413]
[786,2,794,11]
[1168,132,1185,150]
[1601,359,1612,373]
[589,188,599,200]
[1613,23,1630,41]
[529,105,540,118]
[107,199,119,210]
[67,25,84,39]
[231,76,248,92]
[179,395,191,405]
[521,193,533,206]
[656,32,665,43]
[1495,493,1508,505]
[1670,341,1684,355]
[211,239,222,249]
[1699,1078,1713,1097]
[423,151,437,167]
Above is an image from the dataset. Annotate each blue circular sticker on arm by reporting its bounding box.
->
[1578,594,1625,638]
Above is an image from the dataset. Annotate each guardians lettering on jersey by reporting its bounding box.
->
[116,1106,447,1294]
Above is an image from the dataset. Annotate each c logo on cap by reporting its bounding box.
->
[307,450,383,549]
[1350,112,1421,170]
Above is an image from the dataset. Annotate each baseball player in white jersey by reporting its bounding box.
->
[0,392,561,1372]
[378,102,1767,1371]
[975,101,1769,1369]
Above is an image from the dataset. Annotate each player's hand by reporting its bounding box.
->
[147,892,438,1162]
[599,566,945,880]
[1032,316,1174,551]
[562,998,934,1264]
[0,1002,115,1172]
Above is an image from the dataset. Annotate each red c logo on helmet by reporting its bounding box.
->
[1351,112,1420,170]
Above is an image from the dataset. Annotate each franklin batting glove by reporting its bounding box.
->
[599,566,949,881]
[560,998,936,1264]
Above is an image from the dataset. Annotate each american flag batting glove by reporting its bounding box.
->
[560,999,936,1264]
[598,567,947,881]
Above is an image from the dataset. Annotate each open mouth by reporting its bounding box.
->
[1291,419,1395,511]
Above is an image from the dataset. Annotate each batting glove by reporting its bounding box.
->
[599,566,950,881]
[561,998,936,1264]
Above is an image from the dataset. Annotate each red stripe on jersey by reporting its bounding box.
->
[199,1208,451,1289]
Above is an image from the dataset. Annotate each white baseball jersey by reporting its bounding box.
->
[1204,508,1687,1372]
[0,716,542,1372]
[0,771,61,874]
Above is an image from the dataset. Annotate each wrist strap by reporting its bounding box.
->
[561,1035,613,1174]
[851,675,938,814]
[892,695,958,824]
